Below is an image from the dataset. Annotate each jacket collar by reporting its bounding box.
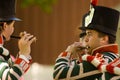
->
[92,44,118,55]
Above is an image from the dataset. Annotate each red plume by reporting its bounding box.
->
[91,0,98,6]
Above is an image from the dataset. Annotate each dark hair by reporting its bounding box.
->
[98,31,116,44]
[0,20,13,25]
[0,20,13,31]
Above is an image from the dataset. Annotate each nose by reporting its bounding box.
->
[84,36,89,43]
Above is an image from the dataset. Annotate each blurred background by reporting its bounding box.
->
[4,0,120,80]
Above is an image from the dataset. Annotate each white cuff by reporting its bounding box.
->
[19,55,30,63]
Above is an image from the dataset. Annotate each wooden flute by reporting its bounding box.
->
[10,36,21,39]
[78,46,90,50]
[10,36,37,42]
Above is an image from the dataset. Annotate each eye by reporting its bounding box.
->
[86,32,92,36]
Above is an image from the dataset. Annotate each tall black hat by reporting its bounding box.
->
[0,0,21,22]
[84,6,120,37]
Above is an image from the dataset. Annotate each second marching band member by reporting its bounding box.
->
[53,1,120,80]
[0,0,36,80]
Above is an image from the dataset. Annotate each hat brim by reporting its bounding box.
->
[79,26,86,30]
[0,17,21,22]
[8,17,21,21]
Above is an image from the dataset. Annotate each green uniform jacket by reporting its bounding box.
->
[0,35,31,80]
[53,44,120,80]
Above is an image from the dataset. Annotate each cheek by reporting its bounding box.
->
[88,36,99,46]
[87,36,95,43]
[91,38,100,48]
[11,27,14,33]
[7,27,14,34]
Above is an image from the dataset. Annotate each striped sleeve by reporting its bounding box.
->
[0,56,32,80]
[82,52,120,79]
[53,52,102,80]
[53,57,83,80]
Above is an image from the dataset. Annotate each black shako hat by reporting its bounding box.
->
[0,0,21,22]
[84,6,120,37]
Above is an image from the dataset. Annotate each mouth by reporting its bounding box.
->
[77,46,90,50]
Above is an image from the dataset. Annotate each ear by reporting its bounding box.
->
[2,22,7,30]
[100,35,109,45]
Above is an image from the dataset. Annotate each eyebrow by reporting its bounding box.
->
[86,31,92,34]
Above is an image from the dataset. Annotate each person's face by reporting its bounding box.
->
[84,29,101,54]
[2,21,15,41]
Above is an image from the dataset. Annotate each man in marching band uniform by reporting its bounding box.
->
[0,0,36,80]
[53,0,120,80]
